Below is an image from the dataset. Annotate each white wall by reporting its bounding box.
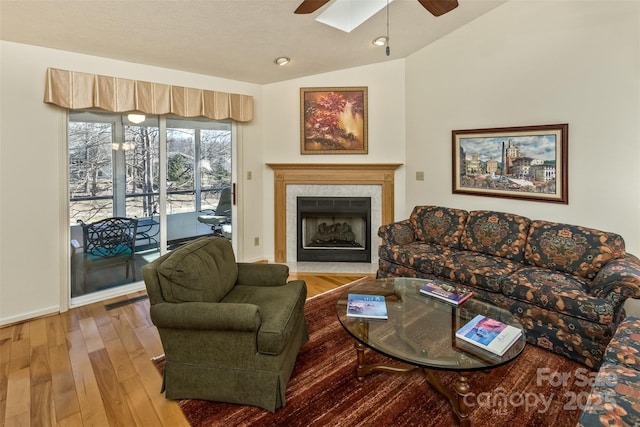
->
[0,41,263,325]
[260,59,407,261]
[405,0,640,256]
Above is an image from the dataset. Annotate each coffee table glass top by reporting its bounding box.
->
[337,277,526,371]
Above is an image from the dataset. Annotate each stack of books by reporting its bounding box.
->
[346,294,388,319]
[419,280,474,305]
[455,314,522,356]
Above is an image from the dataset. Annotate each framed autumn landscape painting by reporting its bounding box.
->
[300,87,368,154]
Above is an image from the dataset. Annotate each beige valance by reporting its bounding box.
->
[43,67,253,122]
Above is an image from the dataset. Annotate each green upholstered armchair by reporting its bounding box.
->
[142,236,309,412]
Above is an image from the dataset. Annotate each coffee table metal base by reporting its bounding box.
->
[354,342,471,427]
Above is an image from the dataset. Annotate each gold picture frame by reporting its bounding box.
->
[300,87,368,155]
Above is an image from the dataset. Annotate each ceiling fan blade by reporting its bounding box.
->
[294,0,331,14]
[417,0,459,17]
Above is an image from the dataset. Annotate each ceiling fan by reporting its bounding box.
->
[294,0,459,17]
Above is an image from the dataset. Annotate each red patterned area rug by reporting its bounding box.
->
[153,278,593,426]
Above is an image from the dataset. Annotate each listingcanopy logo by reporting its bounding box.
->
[461,367,617,414]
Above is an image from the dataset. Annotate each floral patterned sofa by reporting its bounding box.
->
[377,206,640,368]
[578,316,640,426]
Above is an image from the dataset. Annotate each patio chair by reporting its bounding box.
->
[197,186,232,238]
[76,217,138,291]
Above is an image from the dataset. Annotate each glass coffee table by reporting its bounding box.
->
[337,277,526,427]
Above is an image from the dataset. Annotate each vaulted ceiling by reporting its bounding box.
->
[0,0,506,84]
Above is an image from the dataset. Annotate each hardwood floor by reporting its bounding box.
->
[0,273,371,426]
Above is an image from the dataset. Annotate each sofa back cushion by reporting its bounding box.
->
[156,237,239,303]
[461,210,531,262]
[525,220,626,279]
[409,206,468,248]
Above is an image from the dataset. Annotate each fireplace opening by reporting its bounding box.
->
[297,197,371,263]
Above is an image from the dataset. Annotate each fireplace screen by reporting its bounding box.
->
[297,197,371,262]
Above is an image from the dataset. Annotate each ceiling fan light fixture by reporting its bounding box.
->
[274,57,291,66]
[127,113,146,124]
[372,36,388,46]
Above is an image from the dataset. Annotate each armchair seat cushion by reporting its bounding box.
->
[501,267,615,324]
[223,281,307,355]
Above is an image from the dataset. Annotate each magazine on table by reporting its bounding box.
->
[419,280,474,305]
[455,314,522,356]
[346,294,388,320]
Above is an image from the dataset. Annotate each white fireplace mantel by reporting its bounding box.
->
[266,163,403,263]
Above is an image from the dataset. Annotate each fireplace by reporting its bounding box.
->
[297,197,371,262]
[266,163,402,263]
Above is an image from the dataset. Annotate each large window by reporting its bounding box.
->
[68,111,233,299]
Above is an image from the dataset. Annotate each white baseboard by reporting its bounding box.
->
[0,305,60,327]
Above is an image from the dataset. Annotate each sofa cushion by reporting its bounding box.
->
[222,281,307,355]
[578,362,640,427]
[433,251,522,292]
[157,237,238,303]
[603,316,640,371]
[501,267,615,324]
[461,210,530,262]
[525,220,626,280]
[378,242,452,275]
[409,206,468,248]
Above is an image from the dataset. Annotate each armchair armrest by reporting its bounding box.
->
[378,219,416,245]
[150,302,260,331]
[236,262,289,286]
[590,255,640,307]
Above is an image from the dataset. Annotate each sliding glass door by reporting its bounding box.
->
[68,112,233,301]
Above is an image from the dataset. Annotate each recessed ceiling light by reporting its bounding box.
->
[372,36,388,46]
[274,57,291,66]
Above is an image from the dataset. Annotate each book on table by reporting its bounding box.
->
[419,280,474,305]
[346,294,388,319]
[455,314,522,356]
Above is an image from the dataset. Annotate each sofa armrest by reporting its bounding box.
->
[150,301,260,331]
[378,219,416,245]
[236,262,289,286]
[590,255,640,306]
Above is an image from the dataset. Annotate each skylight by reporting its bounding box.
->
[315,0,395,33]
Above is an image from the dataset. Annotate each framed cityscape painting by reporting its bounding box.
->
[452,124,568,204]
[300,87,368,154]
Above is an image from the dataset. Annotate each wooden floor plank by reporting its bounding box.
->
[89,349,137,426]
[120,375,163,427]
[45,316,66,349]
[78,317,105,354]
[66,330,110,426]
[49,343,80,423]
[30,380,54,427]
[4,367,30,422]
[103,336,138,383]
[29,318,48,349]
[29,344,52,388]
